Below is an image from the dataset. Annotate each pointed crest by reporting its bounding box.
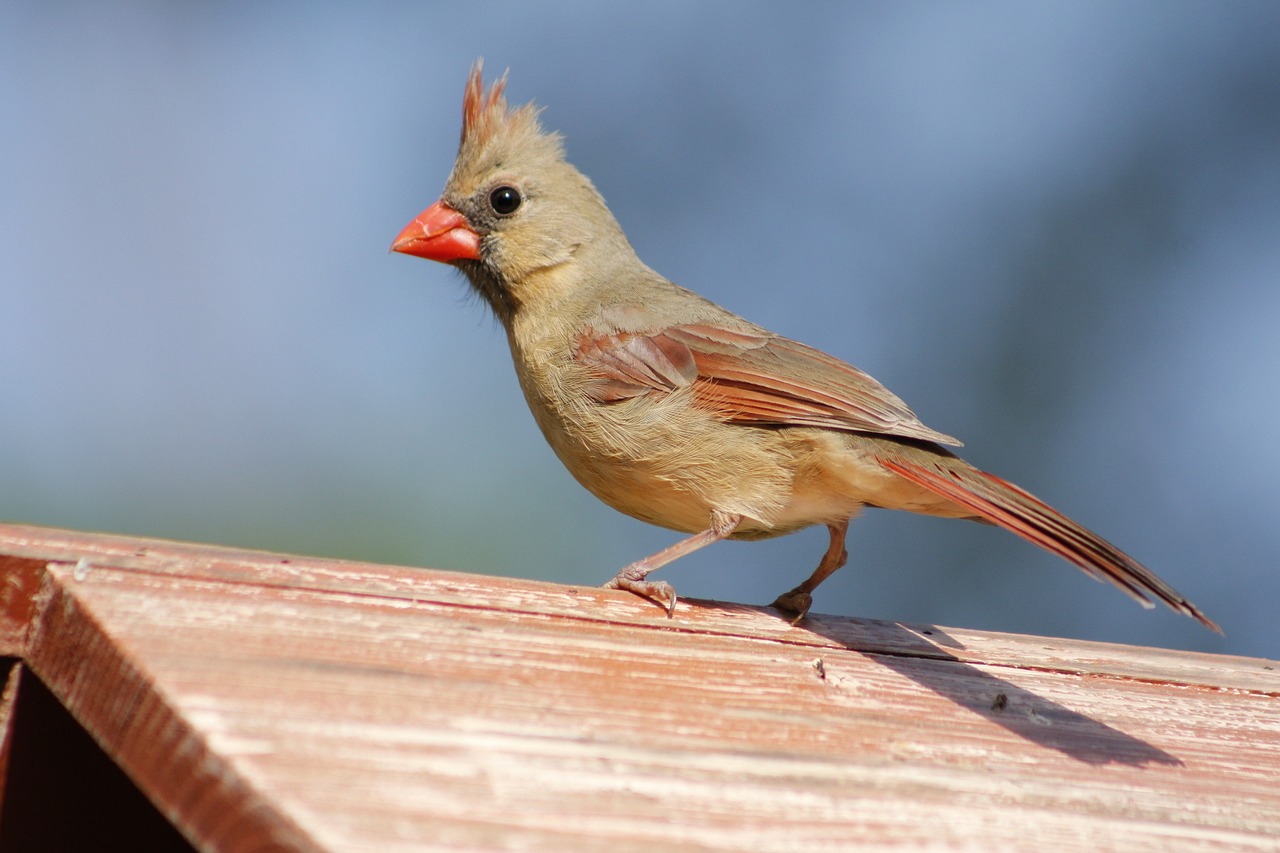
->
[456,60,559,166]
[461,60,509,147]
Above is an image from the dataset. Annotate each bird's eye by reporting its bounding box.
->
[489,186,522,216]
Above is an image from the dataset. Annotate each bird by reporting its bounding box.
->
[391,62,1218,633]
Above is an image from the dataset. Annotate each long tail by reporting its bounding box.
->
[877,454,1220,633]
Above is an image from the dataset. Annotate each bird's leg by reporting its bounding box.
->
[771,519,850,624]
[604,510,742,616]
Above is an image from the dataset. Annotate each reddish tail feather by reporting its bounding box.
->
[878,456,1220,633]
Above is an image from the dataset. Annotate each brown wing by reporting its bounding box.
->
[574,322,961,446]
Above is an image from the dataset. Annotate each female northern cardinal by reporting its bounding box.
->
[392,63,1218,633]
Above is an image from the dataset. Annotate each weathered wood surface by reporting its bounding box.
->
[0,522,1276,851]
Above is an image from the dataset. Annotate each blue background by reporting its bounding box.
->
[4,3,1277,658]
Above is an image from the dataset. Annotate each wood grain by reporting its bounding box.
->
[0,522,1277,851]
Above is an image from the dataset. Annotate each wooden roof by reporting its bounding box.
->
[1,522,1276,851]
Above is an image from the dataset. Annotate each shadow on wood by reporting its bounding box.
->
[806,622,1182,766]
[0,661,195,851]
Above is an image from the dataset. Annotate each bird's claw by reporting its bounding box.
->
[604,573,678,617]
[771,589,813,625]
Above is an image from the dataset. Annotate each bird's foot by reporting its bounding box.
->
[604,568,677,617]
[770,589,813,625]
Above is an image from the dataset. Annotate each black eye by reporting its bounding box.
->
[489,186,522,216]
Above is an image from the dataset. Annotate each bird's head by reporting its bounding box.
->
[392,62,633,323]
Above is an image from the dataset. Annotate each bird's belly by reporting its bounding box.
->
[521,377,966,537]
[532,389,801,534]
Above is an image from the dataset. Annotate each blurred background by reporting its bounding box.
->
[3,2,1277,658]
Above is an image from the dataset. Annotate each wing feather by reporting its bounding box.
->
[574,322,961,445]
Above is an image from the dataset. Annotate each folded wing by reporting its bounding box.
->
[574,321,961,446]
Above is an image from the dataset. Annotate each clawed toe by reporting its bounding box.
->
[604,574,678,617]
[771,589,813,625]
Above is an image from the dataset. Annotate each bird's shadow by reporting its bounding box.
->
[792,613,1182,767]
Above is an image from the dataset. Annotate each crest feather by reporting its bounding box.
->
[457,60,558,163]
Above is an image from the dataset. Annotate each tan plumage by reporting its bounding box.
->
[392,63,1218,633]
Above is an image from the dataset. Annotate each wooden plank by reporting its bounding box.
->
[0,555,43,656]
[3,524,1275,693]
[3,523,1279,851]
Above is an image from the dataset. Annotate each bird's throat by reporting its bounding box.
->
[460,261,518,325]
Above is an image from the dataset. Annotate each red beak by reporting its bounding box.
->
[391,200,482,262]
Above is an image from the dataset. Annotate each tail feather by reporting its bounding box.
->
[878,455,1221,634]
